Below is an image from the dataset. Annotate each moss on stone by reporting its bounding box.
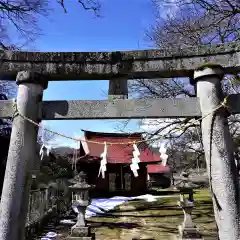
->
[108,95,115,101]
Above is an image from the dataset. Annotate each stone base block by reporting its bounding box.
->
[67,237,92,240]
[178,225,202,239]
[67,233,95,240]
[67,226,95,240]
[71,226,89,237]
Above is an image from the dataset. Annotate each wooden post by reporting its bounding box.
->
[194,65,240,239]
[0,71,47,240]
[120,165,124,190]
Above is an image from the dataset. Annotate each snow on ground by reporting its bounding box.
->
[57,194,179,239]
[85,194,164,218]
[44,196,160,239]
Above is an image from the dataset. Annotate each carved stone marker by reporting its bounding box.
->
[108,77,128,99]
[178,194,202,240]
[67,171,95,240]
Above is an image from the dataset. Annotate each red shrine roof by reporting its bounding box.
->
[77,130,170,173]
[147,164,170,174]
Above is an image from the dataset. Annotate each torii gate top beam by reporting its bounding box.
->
[0,41,239,81]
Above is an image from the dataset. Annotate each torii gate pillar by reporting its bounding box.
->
[0,71,47,240]
[194,65,240,240]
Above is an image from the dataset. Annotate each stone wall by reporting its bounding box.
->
[25,180,71,239]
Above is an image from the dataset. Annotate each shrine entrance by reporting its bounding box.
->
[108,165,132,192]
[107,164,148,194]
[0,41,240,239]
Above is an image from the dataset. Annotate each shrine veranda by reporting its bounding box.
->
[0,41,240,239]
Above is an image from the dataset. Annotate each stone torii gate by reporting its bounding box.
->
[0,41,240,240]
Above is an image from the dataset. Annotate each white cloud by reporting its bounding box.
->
[154,0,179,19]
[51,138,78,149]
[53,132,83,149]
[39,122,82,149]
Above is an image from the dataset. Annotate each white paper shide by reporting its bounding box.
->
[130,144,141,177]
[98,142,108,178]
[159,143,168,166]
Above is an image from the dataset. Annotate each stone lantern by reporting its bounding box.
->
[67,171,95,240]
[180,180,194,202]
[178,194,202,239]
[177,174,202,239]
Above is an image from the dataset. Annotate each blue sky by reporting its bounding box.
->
[33,0,156,148]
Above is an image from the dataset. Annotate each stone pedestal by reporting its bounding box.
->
[67,206,95,240]
[178,196,202,239]
[67,226,94,240]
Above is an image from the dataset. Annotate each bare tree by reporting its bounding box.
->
[134,5,240,235]
[37,126,56,146]
[126,0,240,164]
[0,0,101,137]
[0,0,101,49]
[149,0,240,47]
[0,0,102,125]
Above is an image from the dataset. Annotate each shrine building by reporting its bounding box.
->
[72,130,171,196]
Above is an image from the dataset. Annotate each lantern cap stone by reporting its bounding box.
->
[69,171,95,190]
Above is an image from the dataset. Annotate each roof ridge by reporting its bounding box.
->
[82,129,145,138]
